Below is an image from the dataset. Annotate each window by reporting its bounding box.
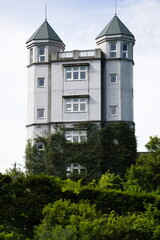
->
[30,48,33,63]
[110,106,117,116]
[37,142,44,150]
[123,43,128,58]
[65,98,87,112]
[37,78,45,87]
[110,43,117,58]
[65,130,87,143]
[110,74,117,84]
[65,66,87,81]
[37,109,45,119]
[66,163,86,176]
[38,47,45,62]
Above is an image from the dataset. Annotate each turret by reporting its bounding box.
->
[96,15,135,124]
[26,20,65,65]
[26,20,65,140]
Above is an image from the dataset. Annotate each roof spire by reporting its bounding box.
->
[115,0,117,16]
[45,4,47,21]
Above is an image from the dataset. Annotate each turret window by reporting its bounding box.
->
[38,47,45,62]
[110,106,117,116]
[30,48,33,63]
[37,109,45,119]
[110,74,117,84]
[123,43,128,58]
[37,78,45,87]
[110,43,117,58]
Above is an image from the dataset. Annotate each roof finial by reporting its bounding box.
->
[115,0,117,16]
[45,4,47,21]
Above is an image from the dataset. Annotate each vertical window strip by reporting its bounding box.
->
[38,47,45,62]
[110,42,117,58]
[123,43,129,58]
[30,48,33,63]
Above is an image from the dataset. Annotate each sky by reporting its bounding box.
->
[0,0,160,172]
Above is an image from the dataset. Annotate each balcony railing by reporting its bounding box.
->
[58,52,73,58]
[79,50,95,57]
[58,50,95,59]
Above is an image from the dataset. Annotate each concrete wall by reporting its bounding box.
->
[51,57,102,123]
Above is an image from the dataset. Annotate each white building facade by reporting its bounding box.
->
[26,15,135,142]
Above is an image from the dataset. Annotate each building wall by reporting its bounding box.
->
[26,34,134,140]
[50,59,101,123]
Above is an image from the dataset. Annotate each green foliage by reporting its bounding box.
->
[101,122,137,174]
[34,199,160,240]
[25,122,137,177]
[0,173,62,239]
[125,149,160,193]
[97,171,123,190]
[0,165,160,239]
[25,132,67,176]
[145,136,160,152]
[0,225,22,240]
[61,178,83,194]
[34,199,100,240]
[78,188,157,215]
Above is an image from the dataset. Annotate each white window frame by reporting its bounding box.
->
[110,42,117,58]
[123,43,129,58]
[30,48,33,64]
[65,130,87,143]
[65,98,87,112]
[65,66,87,81]
[66,163,86,176]
[37,78,45,88]
[38,47,45,62]
[110,106,118,116]
[110,74,117,84]
[37,109,45,119]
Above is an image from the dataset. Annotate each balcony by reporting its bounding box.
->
[52,49,101,61]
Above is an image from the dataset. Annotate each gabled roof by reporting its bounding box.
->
[96,15,134,39]
[26,20,63,43]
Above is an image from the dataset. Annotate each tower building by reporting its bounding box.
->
[26,15,135,143]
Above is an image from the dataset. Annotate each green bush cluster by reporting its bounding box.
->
[0,169,160,239]
[34,200,160,240]
[1,136,160,239]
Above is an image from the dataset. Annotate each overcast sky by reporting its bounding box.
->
[0,0,160,172]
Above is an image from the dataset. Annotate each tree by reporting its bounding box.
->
[101,122,137,175]
[34,199,160,240]
[125,137,160,192]
[25,131,68,176]
[34,199,100,240]
[0,225,22,240]
[145,136,160,152]
[0,172,62,239]
[97,171,123,190]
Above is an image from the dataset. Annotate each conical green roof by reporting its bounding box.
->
[26,20,63,43]
[96,15,134,39]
